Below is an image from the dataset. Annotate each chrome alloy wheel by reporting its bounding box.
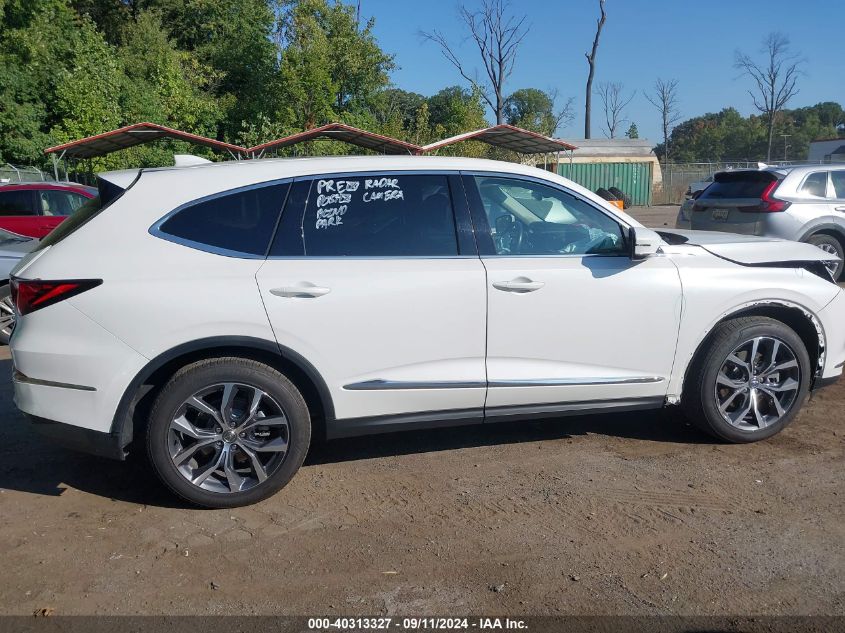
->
[714,336,801,431]
[817,243,841,277]
[0,291,14,340]
[168,383,289,493]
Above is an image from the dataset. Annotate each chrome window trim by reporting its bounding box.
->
[149,178,294,260]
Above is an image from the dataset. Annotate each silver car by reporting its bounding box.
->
[0,229,38,343]
[688,165,845,279]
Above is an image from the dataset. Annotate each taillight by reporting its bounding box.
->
[10,278,101,315]
[742,180,790,213]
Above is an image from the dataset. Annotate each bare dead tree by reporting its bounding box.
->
[645,78,681,162]
[584,0,606,139]
[548,88,577,134]
[735,33,804,161]
[596,82,635,138]
[421,0,529,124]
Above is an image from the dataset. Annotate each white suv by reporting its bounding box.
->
[10,156,845,508]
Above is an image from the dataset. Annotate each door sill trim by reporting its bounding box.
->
[326,397,664,439]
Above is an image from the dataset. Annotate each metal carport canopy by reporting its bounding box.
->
[44,122,247,159]
[421,124,577,154]
[248,122,421,156]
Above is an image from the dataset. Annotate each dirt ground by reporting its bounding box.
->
[1,204,843,617]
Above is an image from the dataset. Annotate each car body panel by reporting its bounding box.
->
[661,229,838,265]
[481,254,682,407]
[257,258,488,421]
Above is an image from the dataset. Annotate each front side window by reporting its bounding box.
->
[299,174,458,256]
[157,183,289,256]
[799,172,829,198]
[474,176,625,256]
[0,190,35,216]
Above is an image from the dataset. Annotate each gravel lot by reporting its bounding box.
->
[1,204,843,617]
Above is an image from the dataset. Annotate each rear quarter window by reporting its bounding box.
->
[701,172,778,199]
[156,183,290,257]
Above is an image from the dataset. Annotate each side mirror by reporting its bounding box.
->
[629,226,662,260]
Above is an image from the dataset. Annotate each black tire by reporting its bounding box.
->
[682,316,811,443]
[0,283,13,345]
[146,357,311,508]
[806,234,844,281]
[595,187,616,201]
[608,187,631,209]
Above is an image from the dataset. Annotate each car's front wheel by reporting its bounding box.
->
[146,357,311,508]
[682,316,811,443]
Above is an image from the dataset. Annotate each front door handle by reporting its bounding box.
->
[834,206,845,212]
[270,283,331,298]
[492,277,545,293]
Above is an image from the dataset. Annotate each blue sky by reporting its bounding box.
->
[361,0,843,142]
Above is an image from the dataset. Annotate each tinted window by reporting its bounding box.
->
[0,190,34,215]
[299,174,458,256]
[36,190,88,216]
[700,171,778,199]
[474,176,625,256]
[158,183,289,256]
[799,172,828,198]
[832,171,845,199]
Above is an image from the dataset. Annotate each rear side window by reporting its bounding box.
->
[158,183,289,256]
[700,172,778,199]
[293,174,458,257]
[799,172,829,198]
[0,190,35,215]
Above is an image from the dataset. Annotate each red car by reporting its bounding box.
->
[0,182,96,238]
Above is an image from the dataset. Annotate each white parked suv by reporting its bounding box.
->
[10,156,845,507]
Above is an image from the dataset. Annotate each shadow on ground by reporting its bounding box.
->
[0,358,710,507]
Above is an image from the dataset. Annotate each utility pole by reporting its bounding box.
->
[781,134,791,162]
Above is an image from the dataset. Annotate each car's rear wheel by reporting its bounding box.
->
[806,234,844,280]
[146,357,310,508]
[0,283,15,345]
[682,316,811,443]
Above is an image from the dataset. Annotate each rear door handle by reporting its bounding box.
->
[270,283,331,298]
[492,278,545,293]
[835,206,845,212]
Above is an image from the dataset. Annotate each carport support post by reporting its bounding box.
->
[51,153,59,181]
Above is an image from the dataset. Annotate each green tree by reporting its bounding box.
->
[503,88,568,136]
[626,122,639,139]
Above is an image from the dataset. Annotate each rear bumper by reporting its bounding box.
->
[28,414,127,460]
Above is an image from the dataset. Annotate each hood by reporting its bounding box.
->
[657,229,840,266]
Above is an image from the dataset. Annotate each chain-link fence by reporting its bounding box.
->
[655,160,826,205]
[0,164,54,184]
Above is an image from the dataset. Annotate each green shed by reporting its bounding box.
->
[554,139,661,206]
